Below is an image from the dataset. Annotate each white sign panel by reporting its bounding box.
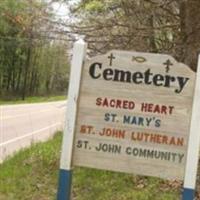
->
[72,50,196,180]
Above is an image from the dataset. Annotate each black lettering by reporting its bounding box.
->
[132,72,143,84]
[103,68,114,80]
[88,63,189,93]
[153,74,164,86]
[175,77,189,93]
[144,69,153,85]
[89,62,102,79]
[164,75,175,88]
[113,70,131,82]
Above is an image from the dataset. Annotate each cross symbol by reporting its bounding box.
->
[163,59,173,73]
[108,53,115,66]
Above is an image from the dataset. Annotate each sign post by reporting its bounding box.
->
[182,55,200,200]
[57,39,87,200]
[57,43,200,199]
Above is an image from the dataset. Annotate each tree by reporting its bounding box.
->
[68,0,200,71]
[180,0,200,71]
[0,0,70,100]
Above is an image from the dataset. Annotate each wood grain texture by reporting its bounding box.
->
[72,50,196,180]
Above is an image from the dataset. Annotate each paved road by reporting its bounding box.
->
[0,101,66,162]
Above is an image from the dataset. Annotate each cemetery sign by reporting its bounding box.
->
[73,50,195,180]
[57,39,200,200]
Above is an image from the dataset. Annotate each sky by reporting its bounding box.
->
[52,1,79,20]
[52,2,69,19]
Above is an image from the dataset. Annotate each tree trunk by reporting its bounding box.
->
[16,67,22,92]
[184,0,200,71]
[149,15,158,53]
[22,44,32,100]
[6,70,11,91]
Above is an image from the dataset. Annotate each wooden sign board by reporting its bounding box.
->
[57,40,200,200]
[72,50,196,180]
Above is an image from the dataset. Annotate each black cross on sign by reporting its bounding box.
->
[108,53,115,66]
[163,59,173,73]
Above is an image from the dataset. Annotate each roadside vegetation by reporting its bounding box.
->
[0,0,69,101]
[1,132,198,200]
[70,1,200,72]
[1,0,200,103]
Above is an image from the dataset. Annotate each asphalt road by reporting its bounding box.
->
[0,101,66,162]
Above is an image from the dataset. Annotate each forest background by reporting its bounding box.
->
[0,0,199,100]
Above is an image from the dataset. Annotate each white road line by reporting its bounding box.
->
[0,122,62,147]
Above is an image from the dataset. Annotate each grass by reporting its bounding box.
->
[0,95,67,105]
[0,132,198,200]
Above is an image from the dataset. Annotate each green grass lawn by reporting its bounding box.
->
[0,95,67,105]
[0,132,198,200]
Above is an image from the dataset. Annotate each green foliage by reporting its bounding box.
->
[70,0,182,60]
[0,132,62,200]
[0,132,183,200]
[84,0,105,13]
[0,0,70,100]
[73,168,180,200]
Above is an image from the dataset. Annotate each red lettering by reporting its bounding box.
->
[110,99,115,107]
[148,104,153,112]
[129,102,135,109]
[96,97,135,110]
[123,100,128,109]
[161,106,167,114]
[153,105,160,113]
[116,100,122,108]
[141,103,148,112]
[103,98,109,107]
[141,102,175,115]
[169,106,174,114]
[96,97,102,106]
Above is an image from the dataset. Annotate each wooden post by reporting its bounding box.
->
[182,55,200,200]
[57,39,87,200]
